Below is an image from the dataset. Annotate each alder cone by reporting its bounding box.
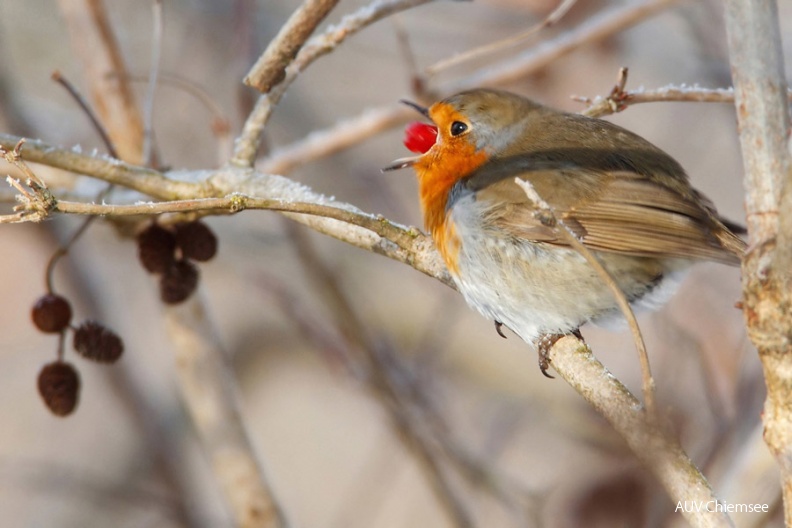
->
[38,362,80,417]
[73,321,125,363]
[174,221,218,262]
[31,294,72,333]
[137,223,177,273]
[160,259,199,304]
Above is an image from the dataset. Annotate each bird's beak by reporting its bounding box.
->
[381,155,421,172]
[381,100,433,171]
[400,99,430,117]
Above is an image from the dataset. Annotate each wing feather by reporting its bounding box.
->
[469,169,742,265]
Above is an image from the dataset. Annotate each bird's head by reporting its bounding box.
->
[384,88,541,175]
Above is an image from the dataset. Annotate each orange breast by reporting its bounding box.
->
[414,113,489,275]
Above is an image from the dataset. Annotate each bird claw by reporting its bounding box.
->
[534,329,584,379]
[494,320,508,339]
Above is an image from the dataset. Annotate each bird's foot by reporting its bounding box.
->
[534,329,584,379]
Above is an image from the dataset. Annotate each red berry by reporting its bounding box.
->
[38,361,80,417]
[403,122,438,154]
[31,294,73,333]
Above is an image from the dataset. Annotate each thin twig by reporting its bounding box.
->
[513,177,656,418]
[142,0,164,166]
[46,73,118,293]
[55,0,145,163]
[258,105,411,174]
[425,0,579,75]
[442,0,681,93]
[51,71,119,159]
[578,83,792,119]
[14,194,411,242]
[111,71,233,163]
[391,15,427,99]
[244,0,341,93]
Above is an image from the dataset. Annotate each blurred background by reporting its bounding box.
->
[1,0,788,526]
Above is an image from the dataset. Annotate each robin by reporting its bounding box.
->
[385,88,745,376]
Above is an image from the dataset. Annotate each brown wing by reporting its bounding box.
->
[471,169,744,265]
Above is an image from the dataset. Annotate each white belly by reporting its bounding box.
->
[447,196,689,343]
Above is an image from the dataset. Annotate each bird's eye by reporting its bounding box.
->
[450,121,468,136]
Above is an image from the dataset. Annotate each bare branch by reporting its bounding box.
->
[259,105,411,174]
[548,336,734,528]
[443,0,680,93]
[425,0,579,75]
[165,297,291,528]
[244,0,341,93]
[578,82,792,119]
[247,0,684,177]
[142,0,164,166]
[0,133,452,287]
[0,134,199,200]
[723,0,792,523]
[55,0,145,163]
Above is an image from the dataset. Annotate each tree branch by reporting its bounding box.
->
[0,134,452,287]
[723,0,792,524]
[55,0,145,163]
[548,336,733,528]
[165,298,291,528]
[442,0,681,92]
[244,0,341,93]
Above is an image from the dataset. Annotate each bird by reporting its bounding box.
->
[384,88,745,376]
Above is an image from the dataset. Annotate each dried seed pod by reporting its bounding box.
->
[38,361,80,417]
[73,321,125,363]
[31,294,73,333]
[160,259,199,304]
[137,223,176,273]
[174,221,218,262]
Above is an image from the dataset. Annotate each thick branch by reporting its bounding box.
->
[0,134,452,287]
[165,299,290,528]
[723,0,792,525]
[724,0,788,242]
[244,0,340,93]
[0,134,198,200]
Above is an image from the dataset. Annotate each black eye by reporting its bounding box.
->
[450,121,468,136]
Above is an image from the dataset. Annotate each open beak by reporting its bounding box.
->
[400,99,430,117]
[382,155,421,172]
[381,100,435,172]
